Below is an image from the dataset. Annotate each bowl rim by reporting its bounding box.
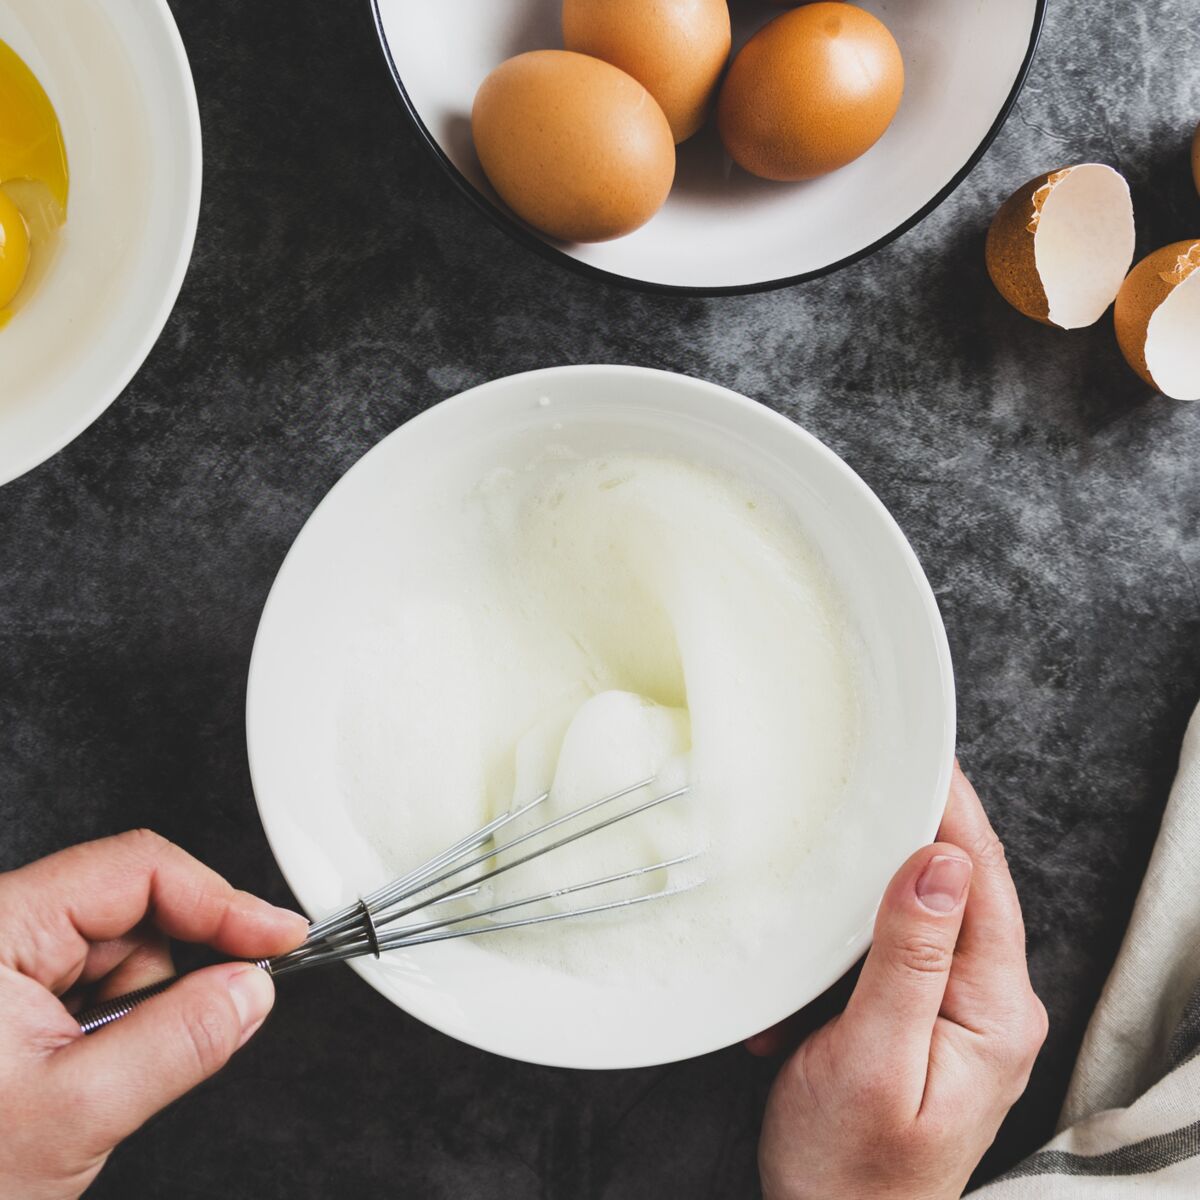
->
[246,363,957,1068]
[1,0,203,487]
[367,0,1047,297]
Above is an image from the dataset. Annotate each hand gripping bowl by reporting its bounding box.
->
[0,0,201,486]
[370,0,1044,294]
[247,365,956,1069]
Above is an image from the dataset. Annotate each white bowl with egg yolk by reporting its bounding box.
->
[0,0,200,486]
[247,365,956,1069]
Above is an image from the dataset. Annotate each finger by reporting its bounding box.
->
[0,966,84,1052]
[937,766,1031,1008]
[56,929,176,1013]
[68,926,168,989]
[0,831,308,990]
[836,842,972,1109]
[48,962,276,1152]
[743,966,862,1057]
[89,932,175,1002]
[746,1017,796,1057]
[71,933,149,990]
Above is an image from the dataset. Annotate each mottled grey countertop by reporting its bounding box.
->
[2,0,1198,1196]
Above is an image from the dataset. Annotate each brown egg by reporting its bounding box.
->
[562,0,731,143]
[717,3,903,182]
[1113,240,1200,401]
[471,50,675,243]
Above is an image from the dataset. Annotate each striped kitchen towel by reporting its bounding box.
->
[975,700,1200,1196]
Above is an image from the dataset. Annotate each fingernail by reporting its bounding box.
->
[238,1017,266,1047]
[916,855,971,914]
[227,966,275,1048]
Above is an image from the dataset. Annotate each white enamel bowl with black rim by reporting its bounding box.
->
[370,0,1044,295]
[247,365,956,1068]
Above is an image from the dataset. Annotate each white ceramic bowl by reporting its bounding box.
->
[0,0,201,486]
[247,365,956,1068]
[371,0,1044,294]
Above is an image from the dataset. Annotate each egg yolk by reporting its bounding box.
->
[0,188,30,308]
[0,37,69,324]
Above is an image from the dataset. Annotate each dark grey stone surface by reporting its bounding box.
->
[1,0,1198,1196]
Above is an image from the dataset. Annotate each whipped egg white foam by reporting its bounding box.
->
[337,450,863,982]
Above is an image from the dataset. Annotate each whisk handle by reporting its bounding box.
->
[75,960,273,1035]
[76,977,181,1034]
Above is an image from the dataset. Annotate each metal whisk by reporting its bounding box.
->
[76,777,695,1034]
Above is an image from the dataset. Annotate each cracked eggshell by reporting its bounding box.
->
[985,164,1135,329]
[1113,240,1200,401]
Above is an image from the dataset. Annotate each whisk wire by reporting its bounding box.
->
[306,790,551,942]
[274,780,686,968]
[269,851,699,976]
[270,779,689,972]
[363,781,687,933]
[278,778,663,967]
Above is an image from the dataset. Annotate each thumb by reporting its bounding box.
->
[837,843,972,1107]
[49,963,275,1152]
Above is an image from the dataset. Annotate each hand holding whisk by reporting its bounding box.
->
[76,777,697,1033]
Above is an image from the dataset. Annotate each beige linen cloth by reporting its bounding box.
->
[975,701,1200,1196]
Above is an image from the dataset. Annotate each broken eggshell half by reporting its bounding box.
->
[1113,240,1200,402]
[985,164,1135,329]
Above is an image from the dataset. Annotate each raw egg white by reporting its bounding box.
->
[472,50,675,243]
[717,2,903,182]
[0,38,68,327]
